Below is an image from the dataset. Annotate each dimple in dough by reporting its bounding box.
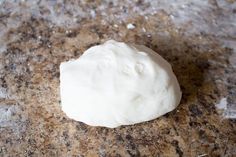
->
[60,40,182,128]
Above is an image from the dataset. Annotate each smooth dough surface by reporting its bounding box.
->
[60,40,182,128]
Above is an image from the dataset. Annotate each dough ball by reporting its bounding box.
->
[60,40,182,128]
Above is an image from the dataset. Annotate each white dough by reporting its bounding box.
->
[60,40,182,128]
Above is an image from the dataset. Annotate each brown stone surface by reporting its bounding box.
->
[0,0,235,157]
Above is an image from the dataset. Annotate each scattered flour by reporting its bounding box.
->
[0,0,235,41]
[0,87,8,99]
[216,98,227,110]
[216,98,236,119]
[127,23,135,30]
[0,105,16,127]
[0,102,27,136]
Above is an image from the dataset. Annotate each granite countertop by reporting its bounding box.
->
[0,0,236,156]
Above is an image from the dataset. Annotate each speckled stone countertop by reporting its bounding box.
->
[0,0,236,157]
